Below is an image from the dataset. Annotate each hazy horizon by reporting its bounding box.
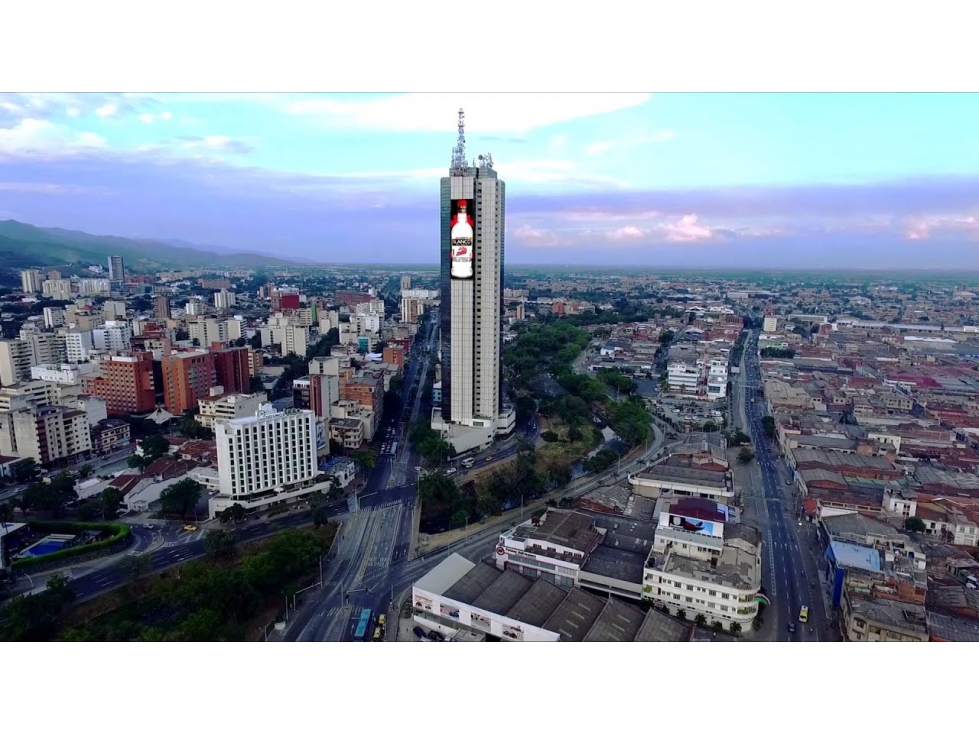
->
[3,93,979,268]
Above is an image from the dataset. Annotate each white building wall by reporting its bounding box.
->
[411,587,560,642]
[216,406,318,499]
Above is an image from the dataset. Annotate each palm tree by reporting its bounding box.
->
[675,609,686,621]
[694,613,707,627]
[729,621,743,636]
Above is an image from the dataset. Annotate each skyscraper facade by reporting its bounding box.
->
[433,110,514,451]
[108,255,126,286]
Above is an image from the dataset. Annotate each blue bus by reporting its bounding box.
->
[353,608,373,641]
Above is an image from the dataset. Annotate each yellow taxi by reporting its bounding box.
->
[183,525,197,532]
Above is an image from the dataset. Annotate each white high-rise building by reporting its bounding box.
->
[431,109,514,452]
[214,289,237,310]
[42,279,73,298]
[0,340,32,386]
[43,307,66,329]
[64,329,95,363]
[21,270,42,294]
[762,313,778,333]
[93,320,133,352]
[215,404,318,499]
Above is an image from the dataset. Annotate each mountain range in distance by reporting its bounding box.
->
[0,219,315,272]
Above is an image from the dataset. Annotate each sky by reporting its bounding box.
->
[1,92,979,268]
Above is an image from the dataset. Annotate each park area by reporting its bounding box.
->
[0,524,337,642]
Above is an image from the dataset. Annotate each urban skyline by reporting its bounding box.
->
[3,93,979,268]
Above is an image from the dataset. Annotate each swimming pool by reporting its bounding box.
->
[19,538,69,558]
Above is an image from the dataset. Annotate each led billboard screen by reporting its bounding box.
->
[450,198,474,280]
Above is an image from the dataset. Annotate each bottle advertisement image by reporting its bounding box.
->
[450,198,474,280]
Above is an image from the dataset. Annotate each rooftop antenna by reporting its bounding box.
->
[450,108,466,170]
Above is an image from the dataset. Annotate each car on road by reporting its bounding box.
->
[183,525,197,532]
[787,622,796,634]
[142,523,154,529]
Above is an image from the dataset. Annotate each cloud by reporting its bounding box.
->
[512,225,561,248]
[0,119,106,159]
[139,111,173,124]
[659,214,714,243]
[286,93,651,133]
[904,214,979,241]
[175,135,255,156]
[607,225,645,240]
[0,93,161,124]
[0,181,105,195]
[494,158,627,187]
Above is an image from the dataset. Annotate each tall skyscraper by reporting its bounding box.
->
[108,255,126,286]
[433,110,514,451]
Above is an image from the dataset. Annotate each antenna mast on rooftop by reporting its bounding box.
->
[450,108,466,170]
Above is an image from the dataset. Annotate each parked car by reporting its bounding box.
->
[412,626,427,638]
[427,629,445,642]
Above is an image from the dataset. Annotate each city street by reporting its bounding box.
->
[735,330,834,642]
[280,314,440,641]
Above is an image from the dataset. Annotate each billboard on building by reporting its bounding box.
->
[414,594,434,613]
[450,199,475,280]
[439,603,460,620]
[669,514,715,536]
[502,622,524,641]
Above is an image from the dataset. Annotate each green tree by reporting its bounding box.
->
[354,449,377,474]
[729,621,743,636]
[904,516,926,533]
[761,416,776,438]
[180,417,213,440]
[77,464,95,479]
[312,505,331,528]
[203,529,237,558]
[219,503,246,526]
[703,421,718,433]
[450,509,469,529]
[21,473,78,517]
[738,447,755,464]
[140,433,170,462]
[712,620,724,632]
[160,478,203,518]
[675,609,686,621]
[11,458,40,484]
[694,613,707,627]
[0,573,76,641]
[100,487,124,519]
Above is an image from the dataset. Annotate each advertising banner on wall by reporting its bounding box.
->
[414,594,434,612]
[450,199,475,280]
[440,603,461,620]
[502,623,524,641]
[669,515,715,536]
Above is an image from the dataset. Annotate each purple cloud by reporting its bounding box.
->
[2,146,979,267]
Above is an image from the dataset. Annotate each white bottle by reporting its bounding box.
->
[451,201,474,279]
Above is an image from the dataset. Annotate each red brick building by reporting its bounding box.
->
[211,344,251,394]
[81,351,157,416]
[162,351,217,413]
[382,345,405,372]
